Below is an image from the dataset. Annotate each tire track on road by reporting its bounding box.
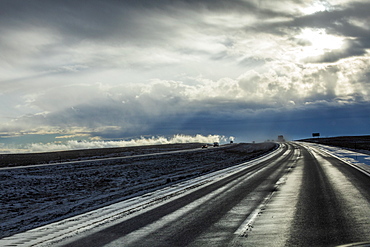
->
[63,145,293,247]
[287,145,357,246]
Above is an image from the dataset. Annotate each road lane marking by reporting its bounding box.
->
[0,145,285,246]
[234,144,299,237]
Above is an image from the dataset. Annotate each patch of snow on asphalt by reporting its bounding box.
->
[297,142,370,175]
[0,143,278,245]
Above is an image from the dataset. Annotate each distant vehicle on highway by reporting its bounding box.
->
[213,142,219,147]
[202,145,208,148]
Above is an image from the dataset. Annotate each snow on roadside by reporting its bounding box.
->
[297,142,370,175]
[0,143,281,246]
[0,143,276,240]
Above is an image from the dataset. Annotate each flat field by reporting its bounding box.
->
[299,135,370,153]
[0,142,276,238]
[0,143,203,168]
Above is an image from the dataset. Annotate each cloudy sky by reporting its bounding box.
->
[1,0,369,152]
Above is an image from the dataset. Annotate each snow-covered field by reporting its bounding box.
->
[0,142,276,239]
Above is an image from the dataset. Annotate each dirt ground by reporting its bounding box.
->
[0,142,276,238]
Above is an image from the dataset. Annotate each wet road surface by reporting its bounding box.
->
[62,142,370,247]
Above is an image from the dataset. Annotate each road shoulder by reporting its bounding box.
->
[231,146,303,246]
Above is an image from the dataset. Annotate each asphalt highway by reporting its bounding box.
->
[62,142,370,247]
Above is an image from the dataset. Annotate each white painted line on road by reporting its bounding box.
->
[234,175,290,237]
[298,142,370,177]
[321,149,370,177]
[0,144,285,247]
[105,160,269,247]
[234,144,299,237]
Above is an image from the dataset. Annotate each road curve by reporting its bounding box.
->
[15,142,370,247]
[62,143,298,246]
[63,142,370,247]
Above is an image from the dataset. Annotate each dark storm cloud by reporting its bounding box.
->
[0,0,291,43]
[147,101,370,141]
[1,0,370,149]
[0,0,136,44]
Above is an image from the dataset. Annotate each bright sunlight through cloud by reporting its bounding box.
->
[301,1,329,15]
[1,0,370,151]
[296,28,344,59]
